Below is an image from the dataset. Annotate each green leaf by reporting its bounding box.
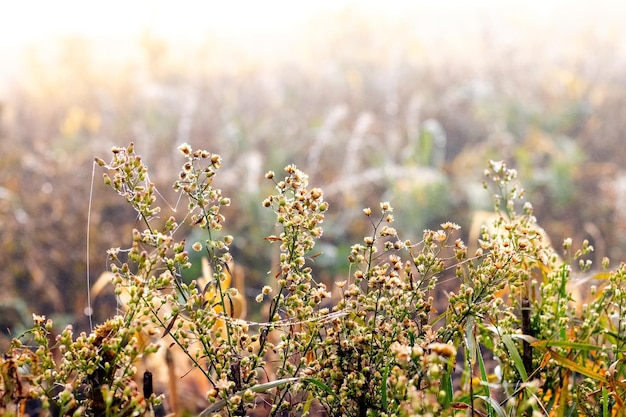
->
[476,343,491,398]
[381,363,389,410]
[502,334,528,380]
[303,377,334,396]
[465,315,477,364]
[441,368,454,407]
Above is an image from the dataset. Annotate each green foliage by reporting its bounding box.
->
[1,147,625,416]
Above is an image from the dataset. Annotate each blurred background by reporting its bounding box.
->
[1,0,626,346]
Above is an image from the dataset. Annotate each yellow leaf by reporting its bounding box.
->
[542,348,607,383]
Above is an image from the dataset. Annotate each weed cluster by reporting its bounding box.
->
[1,145,625,416]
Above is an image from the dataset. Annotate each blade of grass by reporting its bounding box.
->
[442,368,454,407]
[466,316,477,364]
[302,391,313,415]
[476,344,489,395]
[303,377,334,396]
[198,377,300,416]
[477,396,507,417]
[381,363,389,411]
[530,338,606,352]
[502,334,528,380]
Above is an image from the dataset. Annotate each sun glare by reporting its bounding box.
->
[1,0,625,91]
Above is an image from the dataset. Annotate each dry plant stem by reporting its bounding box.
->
[100,145,217,385]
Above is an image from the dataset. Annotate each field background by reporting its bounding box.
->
[1,0,626,346]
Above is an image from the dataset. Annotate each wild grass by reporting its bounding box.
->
[1,144,624,416]
[1,14,625,346]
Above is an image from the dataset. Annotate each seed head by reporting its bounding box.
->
[178,143,192,156]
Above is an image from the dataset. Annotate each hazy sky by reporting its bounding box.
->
[3,0,622,43]
[1,0,624,87]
